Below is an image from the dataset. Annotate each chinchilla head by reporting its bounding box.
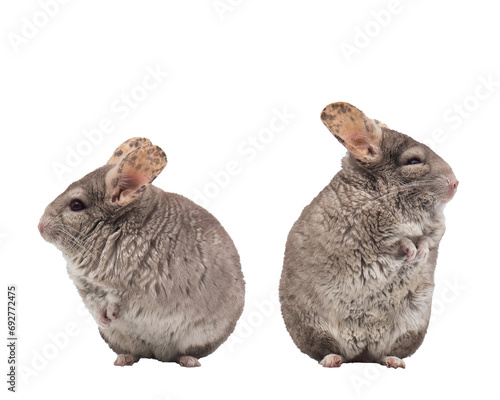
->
[38,137,167,257]
[320,102,458,210]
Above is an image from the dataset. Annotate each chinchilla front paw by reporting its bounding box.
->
[97,304,120,328]
[400,237,430,262]
[414,238,430,261]
[400,237,417,261]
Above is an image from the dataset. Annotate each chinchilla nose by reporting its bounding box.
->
[445,176,458,202]
[446,171,458,191]
[38,220,44,235]
[38,217,50,238]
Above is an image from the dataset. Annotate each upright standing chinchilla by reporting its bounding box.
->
[279,102,458,369]
[39,138,245,367]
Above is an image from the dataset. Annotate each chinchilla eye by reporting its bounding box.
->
[69,199,85,212]
[406,157,422,165]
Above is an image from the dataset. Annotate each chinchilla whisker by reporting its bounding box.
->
[49,222,116,268]
[55,225,110,266]
[354,181,435,214]
[60,232,98,261]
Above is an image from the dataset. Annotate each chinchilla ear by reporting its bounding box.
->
[107,137,153,165]
[105,145,167,206]
[320,102,386,162]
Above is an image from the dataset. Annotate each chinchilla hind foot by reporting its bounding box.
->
[379,356,406,369]
[113,354,140,367]
[177,355,201,368]
[320,354,344,368]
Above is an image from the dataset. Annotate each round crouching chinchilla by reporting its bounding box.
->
[39,138,245,368]
[279,102,458,369]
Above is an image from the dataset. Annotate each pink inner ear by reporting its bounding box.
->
[349,131,370,145]
[119,171,149,190]
[346,131,374,155]
[110,171,150,203]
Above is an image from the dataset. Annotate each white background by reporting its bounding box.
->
[1,1,499,399]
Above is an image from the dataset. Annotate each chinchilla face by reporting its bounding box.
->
[320,102,458,210]
[38,167,111,254]
[377,129,458,207]
[39,137,167,258]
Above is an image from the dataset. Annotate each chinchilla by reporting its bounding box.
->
[39,138,245,367]
[279,102,458,369]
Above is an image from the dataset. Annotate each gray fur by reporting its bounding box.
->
[279,102,458,368]
[39,139,245,367]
